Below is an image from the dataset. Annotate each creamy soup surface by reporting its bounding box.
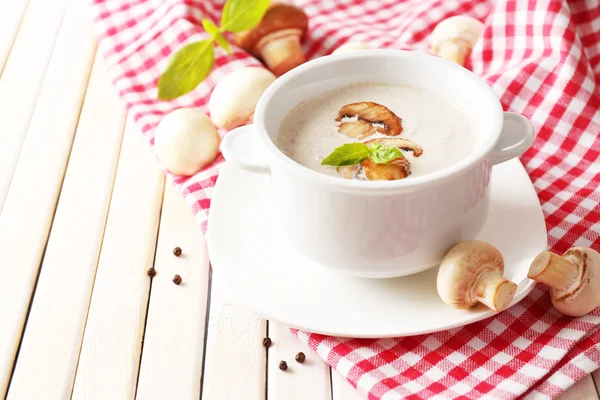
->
[277,83,477,179]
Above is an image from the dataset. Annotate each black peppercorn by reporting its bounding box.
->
[278,360,288,371]
[262,337,272,348]
[295,352,306,363]
[147,267,156,277]
[173,247,182,257]
[172,274,182,285]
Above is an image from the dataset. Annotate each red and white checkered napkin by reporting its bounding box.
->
[90,0,600,398]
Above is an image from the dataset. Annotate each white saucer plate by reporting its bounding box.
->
[207,159,547,338]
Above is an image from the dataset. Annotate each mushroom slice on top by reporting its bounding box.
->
[363,137,424,157]
[336,102,403,138]
[362,157,411,181]
[336,120,374,138]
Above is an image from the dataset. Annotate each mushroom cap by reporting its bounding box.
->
[437,240,504,308]
[332,42,373,54]
[234,3,309,54]
[551,248,600,316]
[430,16,485,50]
[208,67,276,130]
[155,108,220,176]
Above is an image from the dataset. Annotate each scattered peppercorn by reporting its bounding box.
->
[295,352,306,363]
[262,337,272,348]
[172,274,182,285]
[278,360,288,371]
[146,267,156,277]
[173,247,182,257]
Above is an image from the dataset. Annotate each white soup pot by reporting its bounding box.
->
[220,50,535,278]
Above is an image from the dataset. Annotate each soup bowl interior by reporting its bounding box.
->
[254,49,503,187]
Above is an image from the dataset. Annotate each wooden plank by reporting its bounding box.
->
[70,119,164,400]
[0,2,98,397]
[136,186,210,400]
[4,54,124,398]
[0,0,68,210]
[267,322,332,400]
[200,277,267,400]
[332,371,365,400]
[557,375,599,400]
[0,0,30,75]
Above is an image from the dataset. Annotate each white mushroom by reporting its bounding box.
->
[528,247,600,317]
[332,42,373,54]
[437,240,517,312]
[430,16,484,66]
[208,67,276,130]
[155,108,220,176]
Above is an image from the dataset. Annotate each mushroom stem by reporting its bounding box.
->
[435,39,470,66]
[528,251,579,291]
[474,270,517,312]
[257,29,305,76]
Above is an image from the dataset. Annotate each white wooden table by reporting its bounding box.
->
[0,0,598,399]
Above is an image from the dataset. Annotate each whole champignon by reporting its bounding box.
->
[155,108,220,176]
[208,67,276,130]
[430,16,484,66]
[332,42,373,54]
[234,4,309,76]
[528,248,600,316]
[437,241,517,312]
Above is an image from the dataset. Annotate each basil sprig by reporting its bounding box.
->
[157,0,270,101]
[321,142,403,166]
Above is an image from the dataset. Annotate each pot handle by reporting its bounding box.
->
[220,124,271,173]
[490,112,535,165]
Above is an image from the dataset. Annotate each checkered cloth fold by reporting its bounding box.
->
[90,0,600,398]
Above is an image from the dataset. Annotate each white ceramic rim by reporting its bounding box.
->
[254,49,505,191]
[219,272,537,338]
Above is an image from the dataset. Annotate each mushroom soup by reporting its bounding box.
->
[277,83,477,180]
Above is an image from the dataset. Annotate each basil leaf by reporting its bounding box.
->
[202,18,220,35]
[202,18,232,54]
[368,144,403,164]
[221,0,270,32]
[157,39,215,101]
[321,143,371,166]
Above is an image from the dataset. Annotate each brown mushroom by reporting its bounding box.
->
[336,102,403,138]
[337,120,374,138]
[234,4,309,76]
[363,137,423,157]
[362,157,411,180]
[527,248,600,317]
